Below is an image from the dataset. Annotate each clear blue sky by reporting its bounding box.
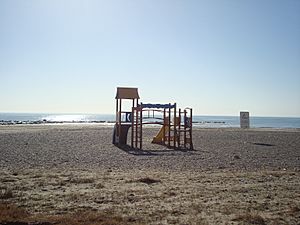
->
[1,0,299,116]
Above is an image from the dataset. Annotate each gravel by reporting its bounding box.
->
[0,124,299,172]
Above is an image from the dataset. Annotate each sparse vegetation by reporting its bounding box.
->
[233,212,266,225]
[0,169,299,224]
[0,124,299,224]
[0,188,14,199]
[0,203,143,225]
[288,206,300,215]
[95,183,105,189]
[0,203,29,221]
[70,177,95,184]
[136,177,161,185]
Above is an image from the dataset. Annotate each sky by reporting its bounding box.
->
[0,0,299,117]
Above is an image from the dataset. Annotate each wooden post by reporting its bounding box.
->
[135,107,138,149]
[168,106,171,148]
[131,106,134,148]
[184,109,187,149]
[163,108,166,145]
[119,99,122,141]
[140,108,142,149]
[132,99,137,147]
[173,103,177,149]
[190,108,193,150]
[178,108,181,148]
[116,99,119,137]
[116,99,118,124]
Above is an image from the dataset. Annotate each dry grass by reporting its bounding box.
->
[0,169,299,225]
[0,203,143,225]
[70,177,95,184]
[0,203,30,221]
[289,206,300,213]
[136,177,161,185]
[0,188,14,200]
[233,212,266,225]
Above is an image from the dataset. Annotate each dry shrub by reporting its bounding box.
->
[290,206,300,213]
[0,203,143,225]
[288,206,300,215]
[0,203,30,221]
[95,183,105,189]
[70,177,95,184]
[233,212,266,225]
[136,177,161,185]
[47,211,136,225]
[0,188,14,199]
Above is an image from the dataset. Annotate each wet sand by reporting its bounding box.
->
[0,124,299,224]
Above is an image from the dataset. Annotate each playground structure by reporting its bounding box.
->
[113,87,193,150]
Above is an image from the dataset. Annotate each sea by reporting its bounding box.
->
[1,113,300,129]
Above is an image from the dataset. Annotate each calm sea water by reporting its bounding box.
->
[1,113,300,128]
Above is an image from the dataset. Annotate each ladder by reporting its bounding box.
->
[177,108,194,150]
[131,107,143,149]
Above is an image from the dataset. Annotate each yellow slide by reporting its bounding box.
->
[152,125,169,144]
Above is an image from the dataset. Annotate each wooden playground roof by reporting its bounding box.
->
[115,87,140,99]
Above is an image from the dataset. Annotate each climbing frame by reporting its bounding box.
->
[113,87,193,150]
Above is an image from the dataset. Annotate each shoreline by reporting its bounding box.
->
[1,122,300,131]
[1,114,300,129]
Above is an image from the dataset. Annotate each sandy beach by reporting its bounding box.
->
[0,124,299,224]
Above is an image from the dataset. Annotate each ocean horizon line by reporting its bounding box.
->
[0,112,299,119]
[1,112,300,128]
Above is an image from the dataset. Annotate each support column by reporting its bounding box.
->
[178,108,181,148]
[118,99,122,141]
[173,103,177,149]
[139,108,142,149]
[190,108,193,150]
[168,106,171,148]
[184,110,187,149]
[163,108,166,144]
[131,105,134,148]
[135,107,138,148]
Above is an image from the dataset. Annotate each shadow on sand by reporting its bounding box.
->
[252,142,275,147]
[115,144,197,156]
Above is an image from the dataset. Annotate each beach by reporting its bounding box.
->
[0,124,299,224]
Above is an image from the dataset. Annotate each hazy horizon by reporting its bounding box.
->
[1,0,299,117]
[1,111,300,118]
